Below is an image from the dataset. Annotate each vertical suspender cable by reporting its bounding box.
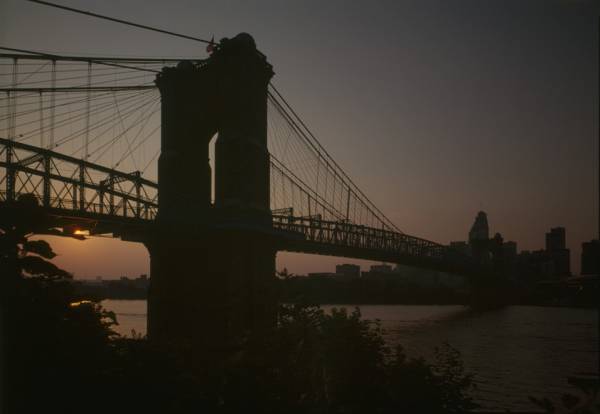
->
[346,188,351,222]
[4,91,9,139]
[85,61,91,158]
[49,60,56,147]
[39,91,44,147]
[281,167,286,209]
[9,58,18,141]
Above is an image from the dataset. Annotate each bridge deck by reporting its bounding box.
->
[0,134,466,272]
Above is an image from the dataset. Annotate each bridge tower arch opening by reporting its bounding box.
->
[147,33,276,351]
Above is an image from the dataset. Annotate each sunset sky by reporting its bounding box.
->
[1,0,597,277]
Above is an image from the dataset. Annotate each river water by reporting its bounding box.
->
[101,300,598,412]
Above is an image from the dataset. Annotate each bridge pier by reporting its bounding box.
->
[146,230,276,349]
[148,34,276,351]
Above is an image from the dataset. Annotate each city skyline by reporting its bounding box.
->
[1,0,597,277]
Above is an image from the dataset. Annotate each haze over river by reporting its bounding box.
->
[102,300,598,412]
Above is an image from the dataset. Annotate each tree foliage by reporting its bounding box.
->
[1,195,478,414]
[211,304,479,414]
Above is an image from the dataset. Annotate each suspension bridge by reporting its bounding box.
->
[0,46,465,268]
[0,33,473,345]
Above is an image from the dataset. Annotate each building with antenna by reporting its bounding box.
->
[469,211,489,242]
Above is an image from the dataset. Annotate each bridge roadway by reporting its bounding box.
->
[0,137,464,272]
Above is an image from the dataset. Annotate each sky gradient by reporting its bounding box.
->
[1,0,598,277]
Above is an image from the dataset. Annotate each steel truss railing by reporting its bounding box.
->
[0,137,158,221]
[0,52,465,270]
[272,214,447,261]
[0,139,458,268]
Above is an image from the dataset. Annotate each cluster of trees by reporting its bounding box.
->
[1,195,481,413]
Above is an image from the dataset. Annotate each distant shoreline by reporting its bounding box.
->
[97,295,595,309]
[76,275,597,309]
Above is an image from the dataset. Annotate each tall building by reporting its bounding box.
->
[469,211,489,242]
[517,249,555,280]
[551,249,570,277]
[581,240,599,275]
[502,241,517,259]
[544,227,570,277]
[546,227,566,251]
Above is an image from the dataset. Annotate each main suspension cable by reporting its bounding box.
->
[27,0,213,44]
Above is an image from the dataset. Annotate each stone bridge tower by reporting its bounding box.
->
[147,33,276,351]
